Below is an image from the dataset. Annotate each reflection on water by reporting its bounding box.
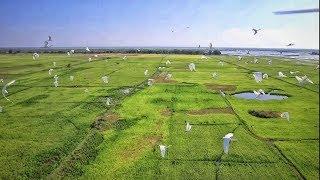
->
[234,92,288,100]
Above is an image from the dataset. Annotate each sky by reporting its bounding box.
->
[0,0,319,49]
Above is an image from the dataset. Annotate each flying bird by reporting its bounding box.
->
[2,80,16,102]
[48,36,52,41]
[286,43,295,46]
[44,40,49,48]
[252,28,261,35]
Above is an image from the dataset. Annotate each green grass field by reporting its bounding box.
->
[0,53,318,179]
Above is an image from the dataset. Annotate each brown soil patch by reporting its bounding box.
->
[90,113,121,130]
[154,73,177,83]
[160,108,173,116]
[204,83,237,91]
[248,110,281,118]
[43,155,59,166]
[187,107,234,115]
[120,135,162,161]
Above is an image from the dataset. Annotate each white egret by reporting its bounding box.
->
[220,90,226,97]
[33,53,39,60]
[281,112,290,121]
[101,76,109,84]
[278,72,287,78]
[201,55,208,60]
[159,145,167,158]
[2,80,15,102]
[144,70,149,76]
[212,72,218,79]
[253,72,263,83]
[188,63,196,71]
[105,97,111,106]
[223,133,234,154]
[165,73,172,80]
[262,73,268,79]
[147,79,154,86]
[185,122,192,132]
[48,69,53,75]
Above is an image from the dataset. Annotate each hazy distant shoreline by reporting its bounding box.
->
[0,47,318,60]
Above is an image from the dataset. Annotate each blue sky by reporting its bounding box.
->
[0,0,318,48]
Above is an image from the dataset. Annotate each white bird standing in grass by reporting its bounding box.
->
[223,133,234,154]
[218,61,224,66]
[281,112,290,121]
[88,57,92,62]
[220,90,226,97]
[253,89,265,98]
[33,53,39,60]
[295,75,313,85]
[262,73,268,79]
[2,80,15,102]
[123,56,127,60]
[166,60,171,65]
[238,56,242,61]
[67,52,70,56]
[201,55,208,60]
[159,145,167,158]
[101,76,109,84]
[253,58,258,64]
[185,122,192,132]
[144,69,149,76]
[278,72,287,78]
[147,79,154,86]
[212,72,218,79]
[53,62,56,67]
[48,69,53,75]
[290,71,299,74]
[165,73,172,80]
[105,97,111,106]
[94,54,98,58]
[53,75,59,87]
[188,63,196,71]
[253,72,263,83]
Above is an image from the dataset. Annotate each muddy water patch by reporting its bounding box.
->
[91,113,121,131]
[248,110,281,118]
[204,83,237,92]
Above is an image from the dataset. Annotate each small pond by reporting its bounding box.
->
[233,92,288,100]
